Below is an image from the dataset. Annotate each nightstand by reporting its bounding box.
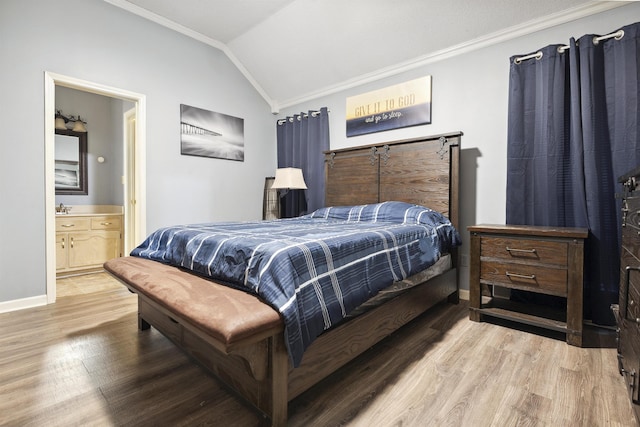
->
[468,224,588,346]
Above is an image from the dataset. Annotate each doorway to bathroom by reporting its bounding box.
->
[44,72,147,302]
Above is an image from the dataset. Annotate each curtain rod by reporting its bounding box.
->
[277,109,330,125]
[514,29,625,64]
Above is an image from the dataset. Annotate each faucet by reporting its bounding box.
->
[57,203,71,214]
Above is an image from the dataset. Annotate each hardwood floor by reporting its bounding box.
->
[0,272,636,426]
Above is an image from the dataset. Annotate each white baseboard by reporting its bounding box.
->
[459,288,469,301]
[0,295,48,314]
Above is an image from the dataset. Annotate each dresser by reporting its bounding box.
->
[468,224,588,346]
[612,166,640,421]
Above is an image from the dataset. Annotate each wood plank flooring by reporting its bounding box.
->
[0,272,636,426]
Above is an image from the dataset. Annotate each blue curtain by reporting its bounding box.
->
[506,22,640,325]
[276,107,330,217]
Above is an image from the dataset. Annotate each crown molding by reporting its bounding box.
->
[105,0,625,113]
[104,0,226,50]
[103,0,276,111]
[275,1,626,110]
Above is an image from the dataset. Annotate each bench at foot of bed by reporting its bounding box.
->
[105,256,458,426]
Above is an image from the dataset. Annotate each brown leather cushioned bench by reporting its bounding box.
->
[104,256,284,353]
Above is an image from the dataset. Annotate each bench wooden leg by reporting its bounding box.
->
[138,315,150,331]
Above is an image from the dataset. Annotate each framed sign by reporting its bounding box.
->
[346,76,432,137]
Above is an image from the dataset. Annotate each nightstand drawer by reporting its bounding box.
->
[481,237,568,266]
[480,261,567,296]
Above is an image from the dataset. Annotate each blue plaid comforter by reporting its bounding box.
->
[130,201,461,366]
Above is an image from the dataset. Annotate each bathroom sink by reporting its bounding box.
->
[54,205,123,216]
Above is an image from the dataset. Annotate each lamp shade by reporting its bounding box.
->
[55,117,67,130]
[271,167,307,190]
[72,118,87,132]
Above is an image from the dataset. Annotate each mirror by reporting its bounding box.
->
[55,129,87,195]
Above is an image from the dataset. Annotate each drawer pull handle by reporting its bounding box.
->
[61,224,75,228]
[505,271,536,280]
[506,247,537,254]
[100,222,112,226]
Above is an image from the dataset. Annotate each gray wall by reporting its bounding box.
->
[276,3,640,294]
[0,0,275,304]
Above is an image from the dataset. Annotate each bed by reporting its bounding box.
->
[104,131,462,426]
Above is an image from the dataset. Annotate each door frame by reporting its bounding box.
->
[44,71,147,303]
[123,107,139,255]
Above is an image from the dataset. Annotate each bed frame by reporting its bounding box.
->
[106,131,461,426]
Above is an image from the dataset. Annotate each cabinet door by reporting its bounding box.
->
[68,231,121,269]
[56,233,68,271]
[325,146,379,206]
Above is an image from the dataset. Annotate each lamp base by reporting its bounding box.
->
[279,189,307,218]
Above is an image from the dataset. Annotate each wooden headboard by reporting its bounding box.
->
[324,132,461,229]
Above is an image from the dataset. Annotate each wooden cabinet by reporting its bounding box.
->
[56,214,123,276]
[612,167,640,422]
[468,224,587,346]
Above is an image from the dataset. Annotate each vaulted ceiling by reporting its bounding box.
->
[106,0,627,111]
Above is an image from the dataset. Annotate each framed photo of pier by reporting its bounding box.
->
[180,104,245,161]
[346,76,432,137]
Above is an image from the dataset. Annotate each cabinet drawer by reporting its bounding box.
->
[91,216,122,231]
[56,217,90,232]
[617,318,640,404]
[621,245,640,320]
[627,283,640,322]
[619,320,640,367]
[623,224,640,261]
[480,261,567,296]
[625,196,640,228]
[622,244,640,272]
[481,237,567,266]
[139,298,182,344]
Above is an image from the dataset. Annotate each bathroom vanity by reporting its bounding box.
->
[55,205,123,276]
